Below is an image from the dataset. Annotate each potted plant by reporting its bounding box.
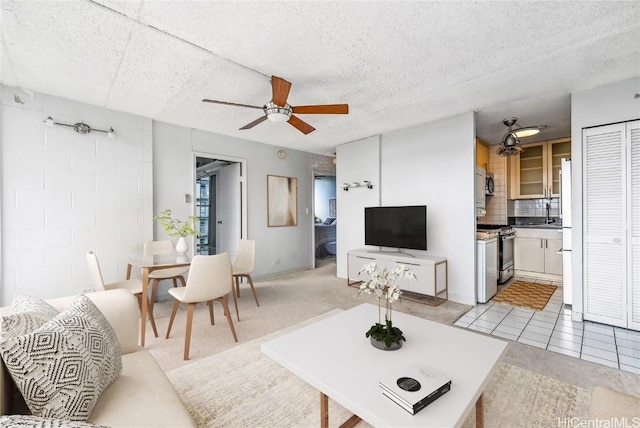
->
[358,262,416,350]
[153,209,200,255]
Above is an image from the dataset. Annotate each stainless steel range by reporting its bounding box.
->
[477,224,515,284]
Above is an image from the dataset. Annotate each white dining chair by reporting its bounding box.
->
[86,251,158,337]
[165,253,238,360]
[143,240,189,337]
[232,240,259,317]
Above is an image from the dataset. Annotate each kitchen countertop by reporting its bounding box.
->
[476,231,499,241]
[511,224,562,230]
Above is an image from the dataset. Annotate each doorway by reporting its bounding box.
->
[195,155,247,257]
[313,174,337,267]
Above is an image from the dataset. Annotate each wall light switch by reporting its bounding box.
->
[305,207,309,215]
[185,194,191,203]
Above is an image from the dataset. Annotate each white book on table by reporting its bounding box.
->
[378,363,451,415]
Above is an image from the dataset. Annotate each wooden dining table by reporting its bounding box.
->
[126,254,191,347]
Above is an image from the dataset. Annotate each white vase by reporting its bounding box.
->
[175,237,188,255]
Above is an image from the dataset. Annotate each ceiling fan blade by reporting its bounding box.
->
[202,99,263,110]
[239,115,268,130]
[271,76,292,107]
[288,115,316,135]
[292,104,349,115]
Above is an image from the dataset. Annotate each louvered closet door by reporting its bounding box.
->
[628,120,640,330]
[583,123,626,327]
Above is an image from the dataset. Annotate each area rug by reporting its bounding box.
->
[168,309,589,427]
[492,280,557,311]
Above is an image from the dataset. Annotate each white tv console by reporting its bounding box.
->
[347,248,448,306]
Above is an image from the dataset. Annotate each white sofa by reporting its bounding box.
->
[0,289,196,427]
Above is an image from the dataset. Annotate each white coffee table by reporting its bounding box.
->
[261,303,507,428]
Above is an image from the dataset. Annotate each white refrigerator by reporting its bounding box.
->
[560,158,572,305]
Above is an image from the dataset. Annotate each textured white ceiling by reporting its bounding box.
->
[2,1,639,154]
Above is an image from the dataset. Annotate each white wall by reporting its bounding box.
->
[570,78,640,319]
[336,136,381,278]
[336,113,477,305]
[380,113,477,304]
[153,121,331,280]
[0,85,153,304]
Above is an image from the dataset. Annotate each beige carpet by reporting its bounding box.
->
[146,262,639,426]
[492,280,557,311]
[144,263,469,372]
[167,309,591,427]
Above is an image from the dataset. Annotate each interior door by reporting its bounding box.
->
[217,163,241,258]
[628,121,640,330]
[583,123,626,328]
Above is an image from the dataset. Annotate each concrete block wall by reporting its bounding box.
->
[1,86,153,305]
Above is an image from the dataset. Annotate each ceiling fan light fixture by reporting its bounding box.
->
[514,128,540,138]
[496,144,524,156]
[265,102,292,122]
[503,132,520,147]
[497,117,527,157]
[268,112,290,122]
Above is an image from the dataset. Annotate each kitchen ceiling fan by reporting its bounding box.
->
[202,76,349,135]
[496,117,547,157]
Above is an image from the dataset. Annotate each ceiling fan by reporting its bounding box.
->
[202,76,349,135]
[496,117,547,157]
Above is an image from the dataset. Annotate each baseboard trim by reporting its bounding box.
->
[514,270,562,282]
[252,266,314,282]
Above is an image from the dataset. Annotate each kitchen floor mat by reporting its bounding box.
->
[492,280,557,311]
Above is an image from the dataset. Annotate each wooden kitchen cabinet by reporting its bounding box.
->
[510,138,571,199]
[476,138,490,169]
[513,228,563,279]
[475,166,486,211]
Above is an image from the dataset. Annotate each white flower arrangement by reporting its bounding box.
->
[358,262,417,348]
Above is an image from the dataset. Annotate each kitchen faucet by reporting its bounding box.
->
[545,202,553,224]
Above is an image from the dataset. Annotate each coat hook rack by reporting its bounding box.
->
[342,181,373,191]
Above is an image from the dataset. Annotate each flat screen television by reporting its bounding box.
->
[364,205,427,250]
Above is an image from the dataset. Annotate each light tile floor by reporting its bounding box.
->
[454,278,640,375]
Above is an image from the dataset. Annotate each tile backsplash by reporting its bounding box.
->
[508,198,560,217]
[479,150,507,224]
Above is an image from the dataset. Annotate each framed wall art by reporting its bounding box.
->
[267,175,298,227]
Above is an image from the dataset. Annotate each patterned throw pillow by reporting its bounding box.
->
[0,295,122,421]
[0,295,58,342]
[0,415,107,427]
